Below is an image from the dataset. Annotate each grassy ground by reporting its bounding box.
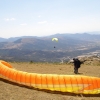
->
[0,61,100,100]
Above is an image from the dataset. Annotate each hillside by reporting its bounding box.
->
[0,33,100,62]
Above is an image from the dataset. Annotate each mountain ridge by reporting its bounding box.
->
[0,33,100,62]
[0,32,100,42]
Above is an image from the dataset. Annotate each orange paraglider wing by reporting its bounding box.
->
[0,60,100,94]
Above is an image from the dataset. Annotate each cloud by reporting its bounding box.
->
[38,21,47,24]
[10,18,16,21]
[4,18,10,21]
[38,15,41,18]
[20,23,27,26]
[4,18,16,21]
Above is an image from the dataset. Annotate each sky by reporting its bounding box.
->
[0,0,100,38]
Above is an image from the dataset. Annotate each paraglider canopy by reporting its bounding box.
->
[52,38,58,42]
[52,38,58,48]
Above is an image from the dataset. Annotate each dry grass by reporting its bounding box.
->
[0,62,100,100]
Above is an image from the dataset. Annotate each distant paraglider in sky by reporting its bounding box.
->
[52,38,58,42]
[52,38,58,48]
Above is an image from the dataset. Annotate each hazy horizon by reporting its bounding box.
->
[0,31,100,39]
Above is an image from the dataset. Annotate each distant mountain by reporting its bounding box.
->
[0,34,90,50]
[0,32,100,42]
[0,33,100,62]
[0,37,7,42]
[87,31,100,34]
[0,36,38,42]
[49,33,100,41]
